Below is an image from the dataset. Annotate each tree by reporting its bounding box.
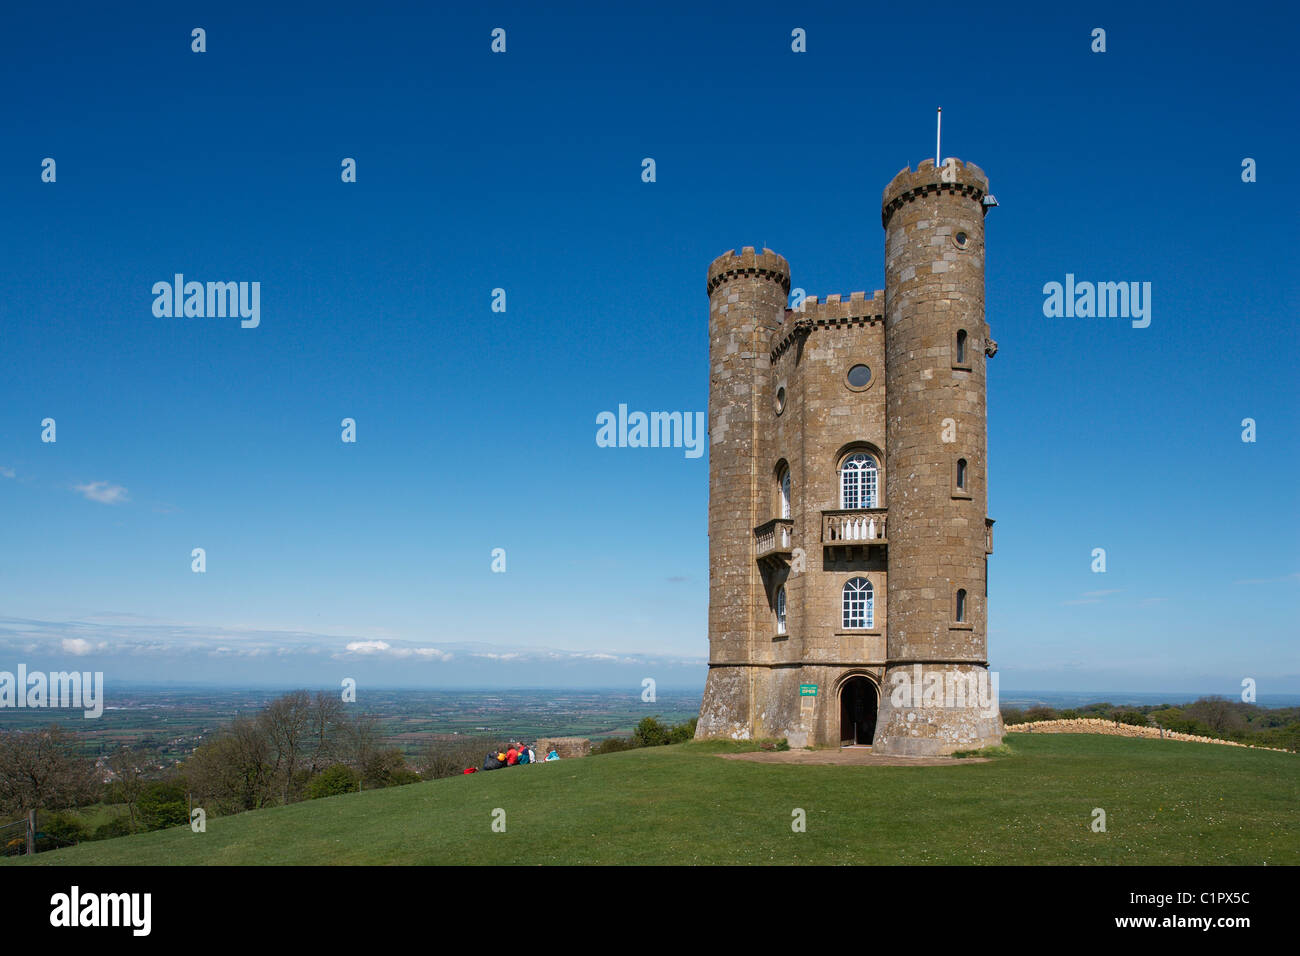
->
[307,691,346,775]
[0,725,97,818]
[1111,709,1149,727]
[336,713,383,778]
[1184,697,1247,737]
[107,745,153,832]
[417,736,495,780]
[307,764,360,799]
[362,749,419,789]
[184,715,273,814]
[260,690,314,804]
[632,716,670,748]
[668,717,698,743]
[37,811,87,851]
[137,780,189,830]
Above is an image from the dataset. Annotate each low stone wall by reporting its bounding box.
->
[1007,718,1291,753]
[532,737,591,759]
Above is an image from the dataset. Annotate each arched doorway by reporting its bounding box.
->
[839,676,878,746]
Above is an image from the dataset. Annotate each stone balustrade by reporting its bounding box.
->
[754,518,794,561]
[822,509,887,544]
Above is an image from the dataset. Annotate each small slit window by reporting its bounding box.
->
[956,329,967,364]
[776,586,787,635]
[779,468,791,519]
[956,588,967,623]
[956,458,967,490]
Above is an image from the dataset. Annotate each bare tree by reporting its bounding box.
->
[307,690,345,775]
[185,715,273,814]
[0,725,98,818]
[336,713,383,784]
[417,735,497,780]
[108,745,152,831]
[260,691,314,804]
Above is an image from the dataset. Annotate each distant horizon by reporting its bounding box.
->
[75,680,1300,709]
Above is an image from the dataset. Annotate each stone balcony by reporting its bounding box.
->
[985,517,995,554]
[754,518,794,565]
[822,508,888,547]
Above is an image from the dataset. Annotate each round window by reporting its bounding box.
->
[774,385,787,414]
[954,231,969,249]
[846,364,872,389]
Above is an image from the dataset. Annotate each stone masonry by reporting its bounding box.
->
[695,158,1004,754]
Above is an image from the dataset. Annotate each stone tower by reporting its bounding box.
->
[696,159,1003,754]
[696,248,797,742]
[872,158,1003,755]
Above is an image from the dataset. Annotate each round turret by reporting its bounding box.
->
[697,247,791,741]
[874,158,1001,755]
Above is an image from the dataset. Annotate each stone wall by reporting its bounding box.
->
[1008,718,1292,752]
[532,737,591,759]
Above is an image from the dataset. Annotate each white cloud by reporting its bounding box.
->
[0,617,702,670]
[0,466,14,479]
[74,481,129,505]
[346,640,391,654]
[343,640,451,661]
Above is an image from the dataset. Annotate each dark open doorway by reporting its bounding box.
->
[839,677,878,746]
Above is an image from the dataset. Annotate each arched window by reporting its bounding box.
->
[956,329,967,364]
[839,453,878,509]
[779,468,791,519]
[776,586,787,634]
[956,588,967,623]
[956,458,967,490]
[842,577,874,629]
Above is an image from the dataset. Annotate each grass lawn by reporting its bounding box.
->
[9,733,1297,865]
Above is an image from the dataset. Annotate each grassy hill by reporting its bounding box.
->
[9,734,1298,866]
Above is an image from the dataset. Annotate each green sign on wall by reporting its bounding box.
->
[799,684,818,697]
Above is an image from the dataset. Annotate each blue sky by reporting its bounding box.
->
[1,1,1296,693]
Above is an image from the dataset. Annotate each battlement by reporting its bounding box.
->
[770,290,884,360]
[881,158,989,228]
[798,289,885,321]
[707,246,792,296]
